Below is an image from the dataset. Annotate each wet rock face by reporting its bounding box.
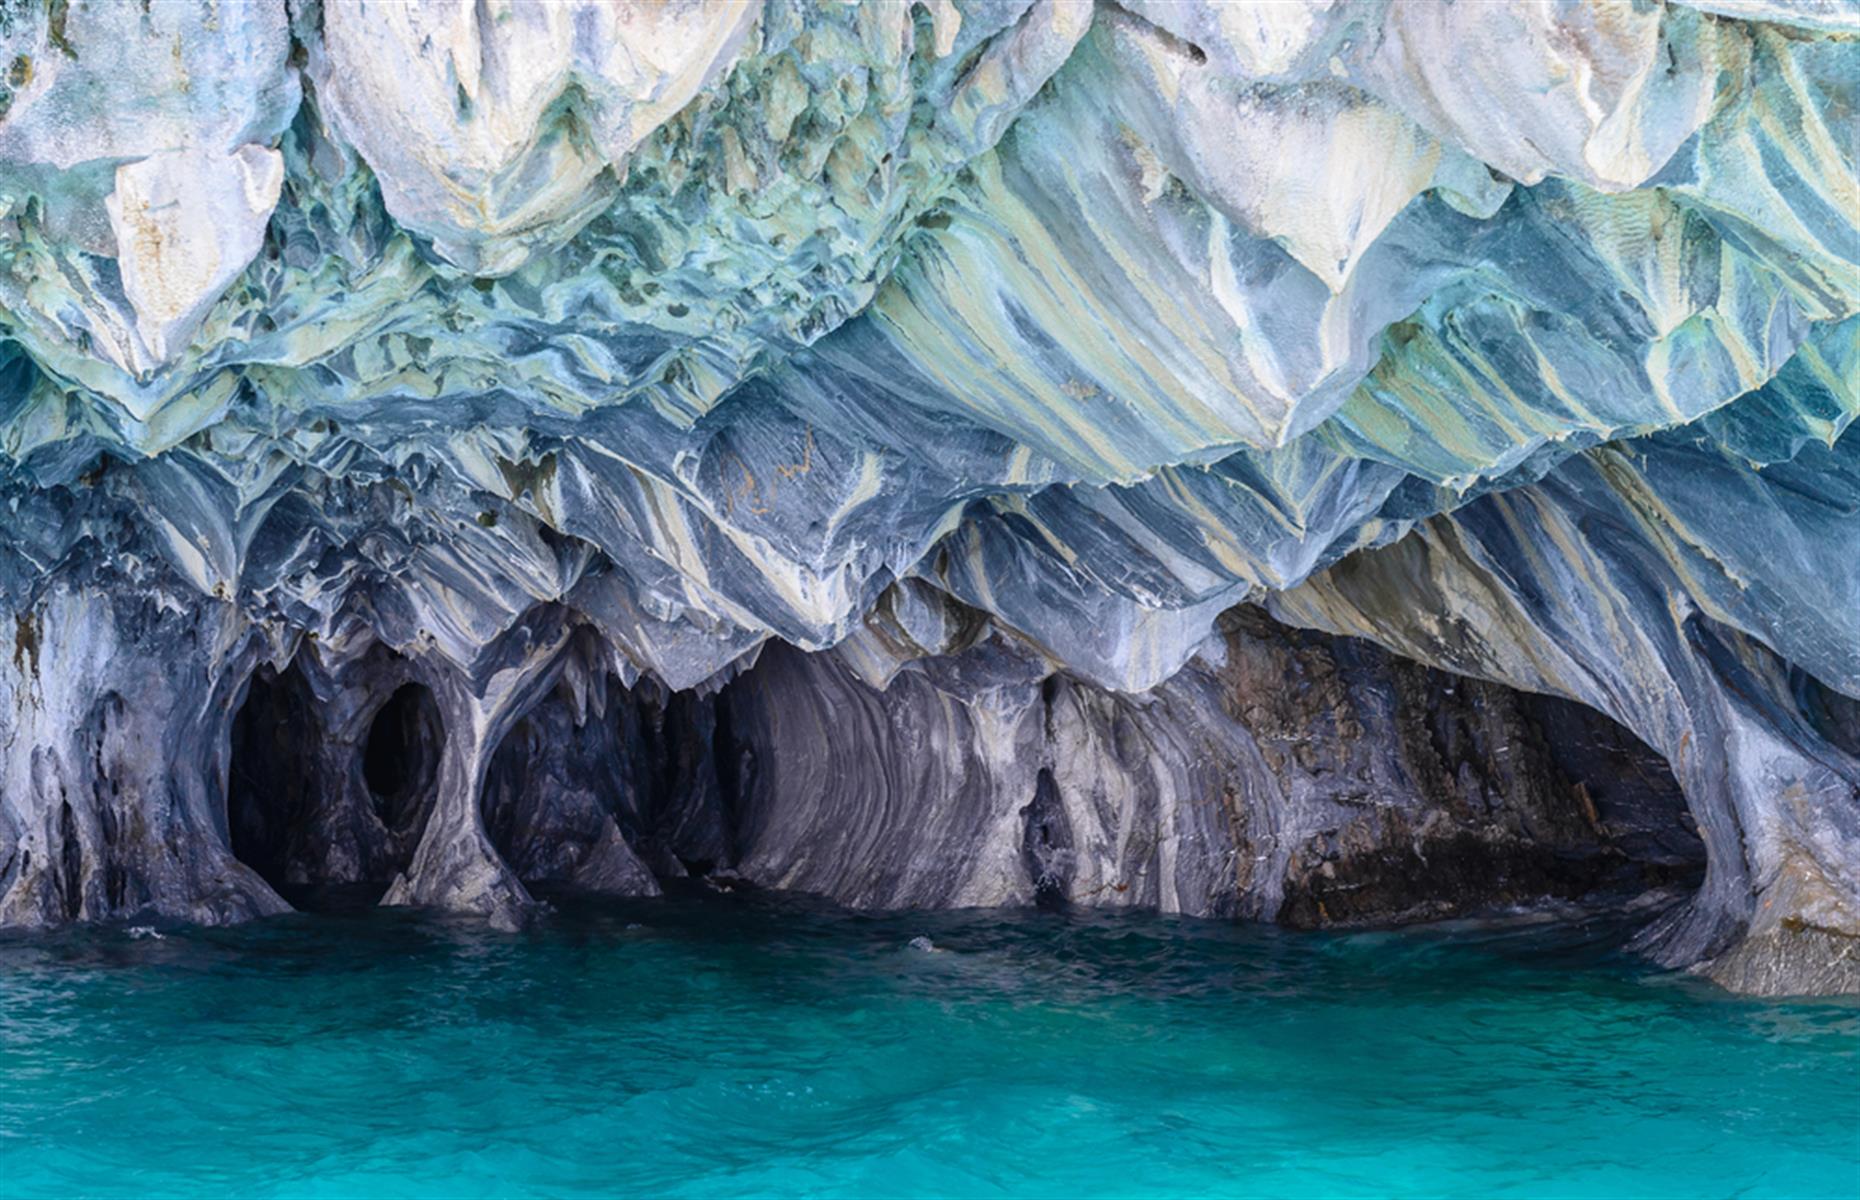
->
[1,2,1856,992]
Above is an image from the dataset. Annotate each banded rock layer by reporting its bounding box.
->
[0,0,1856,993]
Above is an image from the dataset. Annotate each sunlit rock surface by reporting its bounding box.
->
[1,1,1855,994]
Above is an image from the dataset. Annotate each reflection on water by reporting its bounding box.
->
[2,890,1856,1198]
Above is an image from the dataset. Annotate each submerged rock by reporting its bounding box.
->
[0,1,1854,994]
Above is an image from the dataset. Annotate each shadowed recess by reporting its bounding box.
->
[364,684,443,836]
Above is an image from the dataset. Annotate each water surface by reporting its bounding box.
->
[2,892,1855,1198]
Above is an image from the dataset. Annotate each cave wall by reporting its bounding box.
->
[722,636,1048,909]
[0,586,284,926]
[1,589,1703,957]
[719,607,1699,926]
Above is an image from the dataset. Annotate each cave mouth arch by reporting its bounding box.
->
[363,683,444,834]
[228,662,445,910]
[1271,673,1709,930]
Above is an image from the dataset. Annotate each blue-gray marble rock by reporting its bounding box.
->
[0,0,1855,993]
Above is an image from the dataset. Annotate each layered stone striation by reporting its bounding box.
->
[0,1,1855,993]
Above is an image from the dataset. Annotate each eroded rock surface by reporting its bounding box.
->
[713,606,1701,923]
[1,0,1855,994]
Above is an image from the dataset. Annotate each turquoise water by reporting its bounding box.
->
[2,892,1855,1199]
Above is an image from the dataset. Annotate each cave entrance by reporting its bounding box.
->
[227,663,317,896]
[364,683,443,836]
[479,680,664,897]
[1515,691,1708,903]
[1274,662,1709,930]
[228,665,444,910]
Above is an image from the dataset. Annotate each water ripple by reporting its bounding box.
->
[1,894,1855,1198]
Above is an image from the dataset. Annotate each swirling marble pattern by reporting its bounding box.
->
[0,1,1854,992]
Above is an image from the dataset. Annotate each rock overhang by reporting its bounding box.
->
[0,0,1855,993]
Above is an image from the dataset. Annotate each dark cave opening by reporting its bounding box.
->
[480,694,620,888]
[1517,691,1708,891]
[1022,768,1074,910]
[481,679,653,892]
[227,665,316,893]
[1204,606,1709,931]
[1799,671,1860,759]
[1274,669,1708,930]
[621,682,735,878]
[478,675,739,895]
[363,683,443,835]
[227,664,443,907]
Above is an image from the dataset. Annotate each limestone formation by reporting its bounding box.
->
[0,0,1855,995]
